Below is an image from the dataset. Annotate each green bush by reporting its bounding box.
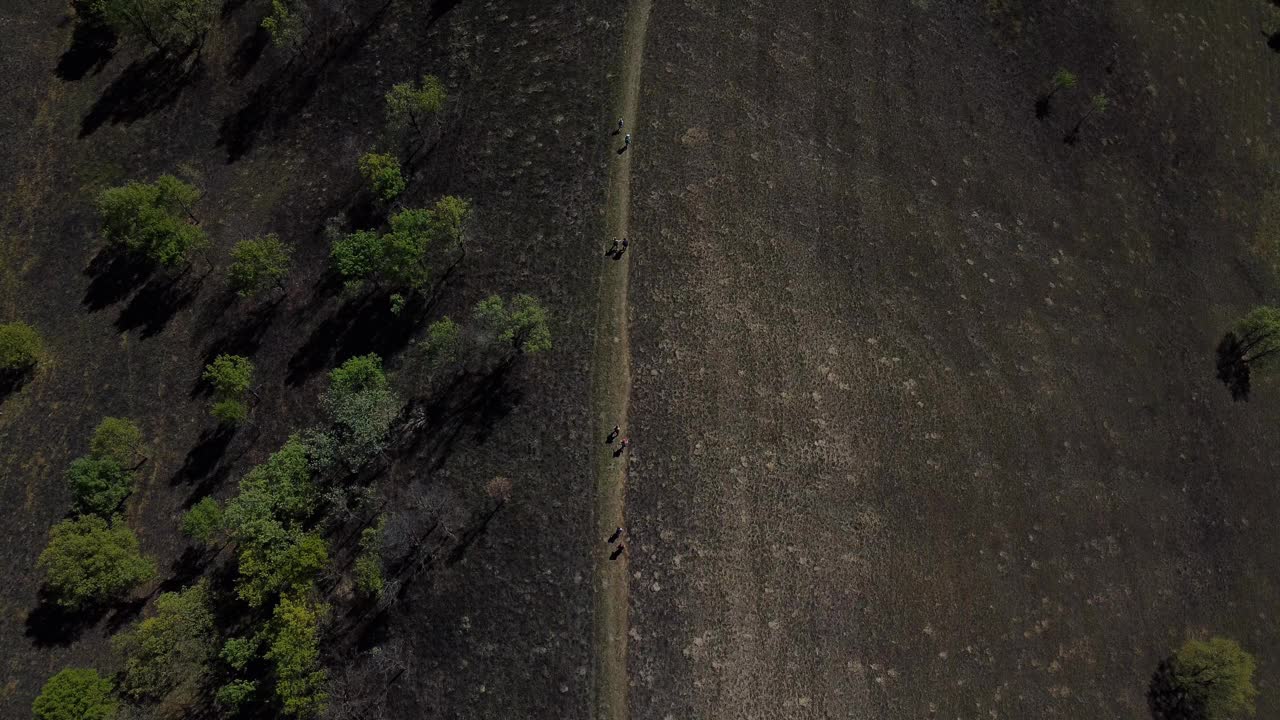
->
[229,233,293,297]
[330,229,384,291]
[89,417,143,466]
[0,321,44,372]
[215,679,258,713]
[323,355,400,471]
[358,152,405,203]
[354,517,385,598]
[329,197,471,295]
[385,74,447,138]
[220,636,258,671]
[66,457,133,517]
[423,316,462,367]
[204,354,255,425]
[268,596,329,718]
[181,497,224,544]
[38,515,155,609]
[114,580,216,700]
[472,294,552,355]
[32,668,117,720]
[97,175,207,267]
[1171,637,1257,719]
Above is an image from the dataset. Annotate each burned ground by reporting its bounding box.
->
[626,1,1280,718]
[0,0,620,716]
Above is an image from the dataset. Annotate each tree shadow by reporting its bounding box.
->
[80,48,204,137]
[0,369,34,405]
[114,270,205,338]
[1147,658,1206,720]
[226,25,270,81]
[427,0,465,22]
[216,3,391,162]
[285,290,422,386]
[193,299,283,397]
[171,427,235,489]
[401,361,523,472]
[102,595,148,635]
[1267,31,1280,53]
[81,247,154,312]
[445,502,502,566]
[1034,95,1051,120]
[55,6,117,81]
[157,546,210,594]
[1216,332,1251,401]
[24,587,110,647]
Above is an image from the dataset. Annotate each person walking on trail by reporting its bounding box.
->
[624,133,631,147]
[608,238,619,255]
[613,437,630,458]
[618,118,625,131]
[621,237,629,253]
[606,425,620,443]
[608,526,623,543]
[610,544,626,560]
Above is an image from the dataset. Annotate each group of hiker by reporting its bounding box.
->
[603,118,633,560]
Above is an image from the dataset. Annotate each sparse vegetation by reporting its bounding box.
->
[97,175,207,267]
[229,233,293,297]
[354,516,385,598]
[0,321,44,373]
[203,354,255,425]
[38,515,155,609]
[32,668,117,720]
[358,152,405,203]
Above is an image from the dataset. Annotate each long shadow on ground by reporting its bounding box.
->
[55,5,117,81]
[1146,658,1206,720]
[80,48,203,137]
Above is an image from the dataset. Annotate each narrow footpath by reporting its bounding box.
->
[589,1,651,719]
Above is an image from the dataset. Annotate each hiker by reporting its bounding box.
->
[613,438,630,458]
[610,544,625,560]
[608,526,623,543]
[621,238,629,253]
[606,425,620,443]
[624,133,631,147]
[608,238,619,254]
[618,118,624,131]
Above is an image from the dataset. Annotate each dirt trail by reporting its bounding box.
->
[589,0,651,718]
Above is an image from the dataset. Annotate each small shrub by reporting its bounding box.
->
[261,0,307,50]
[203,354,255,425]
[423,316,461,367]
[385,75,447,138]
[330,229,384,291]
[215,679,258,713]
[220,636,258,671]
[32,668,117,720]
[0,321,44,372]
[358,152,405,203]
[354,517,385,598]
[38,515,155,610]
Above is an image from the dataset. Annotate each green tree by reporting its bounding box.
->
[423,316,462,367]
[1171,637,1257,719]
[97,175,208,267]
[203,354,255,425]
[0,321,44,373]
[236,529,328,607]
[261,0,308,50]
[66,457,133,517]
[268,595,329,718]
[385,74,447,140]
[220,636,259,671]
[354,517,385,598]
[38,515,155,609]
[216,679,258,712]
[89,416,143,467]
[358,152,406,203]
[113,580,216,701]
[473,294,552,355]
[91,0,218,52]
[330,229,384,291]
[181,497,224,545]
[229,233,293,297]
[32,668,117,720]
[322,355,400,471]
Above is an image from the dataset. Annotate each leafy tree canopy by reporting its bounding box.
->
[229,233,293,297]
[224,436,317,548]
[323,355,400,471]
[385,74,447,137]
[0,321,44,372]
[423,316,462,367]
[473,293,552,355]
[181,496,224,545]
[32,668,117,720]
[261,0,307,50]
[66,457,133,517]
[1172,637,1257,720]
[113,580,216,700]
[91,0,218,51]
[204,354,255,424]
[330,229,385,290]
[97,175,207,267]
[38,515,155,609]
[268,595,329,718]
[237,529,328,608]
[89,416,143,466]
[358,152,406,203]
